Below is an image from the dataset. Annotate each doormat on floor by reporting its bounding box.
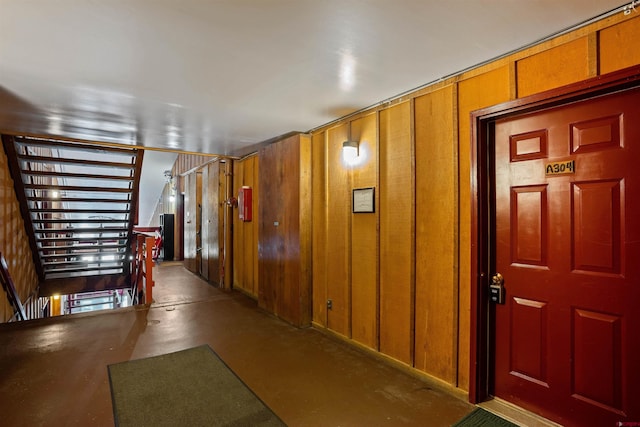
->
[451,408,519,426]
[108,345,285,427]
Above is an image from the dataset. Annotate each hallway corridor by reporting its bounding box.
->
[0,262,473,426]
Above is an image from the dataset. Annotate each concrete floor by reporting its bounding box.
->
[0,262,474,426]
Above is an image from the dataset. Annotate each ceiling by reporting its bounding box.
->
[0,1,631,224]
[0,0,631,155]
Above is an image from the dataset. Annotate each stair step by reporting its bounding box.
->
[43,258,126,267]
[27,196,130,203]
[36,235,128,241]
[14,136,140,156]
[25,185,132,195]
[45,264,124,278]
[17,154,136,169]
[30,208,131,214]
[33,227,129,235]
[38,243,128,252]
[21,170,134,181]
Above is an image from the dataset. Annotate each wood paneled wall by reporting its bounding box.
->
[309,13,640,393]
[172,153,216,176]
[233,155,259,297]
[517,37,593,97]
[258,134,312,327]
[600,17,640,73]
[324,124,350,336]
[379,103,414,364]
[350,113,378,349]
[415,86,457,382]
[311,132,327,324]
[0,142,39,322]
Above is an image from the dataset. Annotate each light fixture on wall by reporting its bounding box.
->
[342,140,359,165]
[164,170,177,202]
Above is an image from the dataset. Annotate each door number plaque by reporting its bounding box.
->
[545,159,575,176]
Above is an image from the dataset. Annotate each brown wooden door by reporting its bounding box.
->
[493,87,640,426]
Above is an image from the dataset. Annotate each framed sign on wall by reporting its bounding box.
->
[352,187,375,213]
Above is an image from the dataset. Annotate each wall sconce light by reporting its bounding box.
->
[342,140,359,165]
[165,170,176,202]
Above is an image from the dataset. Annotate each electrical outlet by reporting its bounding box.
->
[327,299,333,310]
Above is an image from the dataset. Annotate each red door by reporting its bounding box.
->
[493,87,640,426]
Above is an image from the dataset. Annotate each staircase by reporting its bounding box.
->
[2,135,143,295]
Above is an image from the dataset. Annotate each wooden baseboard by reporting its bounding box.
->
[310,323,469,402]
[232,285,258,300]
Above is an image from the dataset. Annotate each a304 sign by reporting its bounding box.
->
[545,159,575,176]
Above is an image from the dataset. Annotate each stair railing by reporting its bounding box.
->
[0,252,27,321]
[9,289,50,321]
[129,233,154,305]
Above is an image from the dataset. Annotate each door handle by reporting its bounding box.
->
[490,272,505,304]
[491,272,504,286]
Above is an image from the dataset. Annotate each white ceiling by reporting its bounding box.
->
[1,0,630,155]
[0,1,631,224]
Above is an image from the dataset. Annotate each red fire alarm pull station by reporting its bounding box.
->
[238,186,252,221]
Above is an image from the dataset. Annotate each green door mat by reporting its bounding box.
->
[452,408,519,426]
[108,345,285,427]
